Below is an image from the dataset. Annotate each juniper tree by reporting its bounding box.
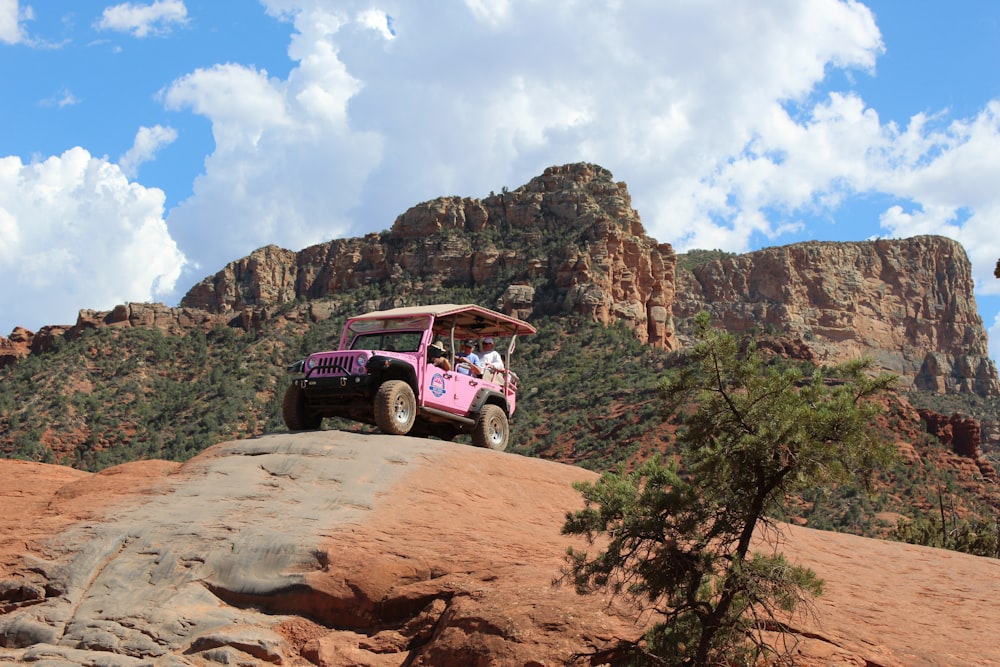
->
[562,312,896,666]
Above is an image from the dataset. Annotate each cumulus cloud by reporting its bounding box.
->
[871,103,1000,296]
[12,0,1000,340]
[162,8,382,279]
[356,8,395,39]
[189,0,883,257]
[96,0,188,38]
[118,125,178,178]
[0,0,26,44]
[157,0,999,302]
[0,149,186,334]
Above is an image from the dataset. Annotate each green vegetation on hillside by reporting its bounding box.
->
[2,286,999,546]
[0,324,287,469]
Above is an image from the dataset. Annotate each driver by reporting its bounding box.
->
[455,339,482,376]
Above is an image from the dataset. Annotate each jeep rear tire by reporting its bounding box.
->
[283,384,322,431]
[375,380,416,435]
[472,404,509,451]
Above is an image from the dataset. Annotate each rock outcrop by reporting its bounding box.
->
[3,163,997,397]
[918,409,999,483]
[182,163,680,350]
[0,303,231,368]
[674,237,1000,395]
[4,432,1000,666]
[0,327,32,369]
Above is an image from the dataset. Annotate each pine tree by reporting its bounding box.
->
[563,312,896,665]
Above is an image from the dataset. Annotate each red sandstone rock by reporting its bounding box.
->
[0,327,33,368]
[181,164,680,351]
[674,237,999,396]
[3,433,1000,666]
[3,164,997,399]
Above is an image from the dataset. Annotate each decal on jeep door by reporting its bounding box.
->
[429,373,446,397]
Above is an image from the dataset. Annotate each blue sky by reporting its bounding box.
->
[3,1,1000,363]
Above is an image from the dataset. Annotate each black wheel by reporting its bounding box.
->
[472,404,509,451]
[374,381,416,435]
[282,384,322,431]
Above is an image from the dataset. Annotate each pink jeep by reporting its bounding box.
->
[282,304,536,451]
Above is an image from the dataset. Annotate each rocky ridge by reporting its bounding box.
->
[0,303,229,368]
[181,163,678,350]
[2,163,997,397]
[674,238,999,395]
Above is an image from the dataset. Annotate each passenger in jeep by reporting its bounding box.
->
[455,339,482,376]
[428,340,452,371]
[479,337,504,371]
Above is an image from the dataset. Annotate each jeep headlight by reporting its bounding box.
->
[357,353,368,368]
[306,357,317,370]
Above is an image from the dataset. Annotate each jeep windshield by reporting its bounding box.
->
[349,331,423,353]
[342,315,430,352]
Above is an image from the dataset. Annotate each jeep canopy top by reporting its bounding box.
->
[348,304,536,340]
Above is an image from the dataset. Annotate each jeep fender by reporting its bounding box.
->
[367,356,418,395]
[470,388,509,416]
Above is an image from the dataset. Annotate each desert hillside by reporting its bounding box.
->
[2,432,999,666]
[3,164,1000,541]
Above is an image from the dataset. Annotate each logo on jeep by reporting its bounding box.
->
[429,373,446,397]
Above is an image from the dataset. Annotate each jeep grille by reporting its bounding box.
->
[309,353,361,377]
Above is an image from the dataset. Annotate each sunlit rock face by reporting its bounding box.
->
[673,235,999,396]
[181,162,680,350]
[11,163,994,396]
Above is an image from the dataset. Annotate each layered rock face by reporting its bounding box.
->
[3,164,996,397]
[674,237,999,395]
[918,409,999,483]
[0,303,229,369]
[181,163,679,349]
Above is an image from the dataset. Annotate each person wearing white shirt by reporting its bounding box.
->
[478,337,504,371]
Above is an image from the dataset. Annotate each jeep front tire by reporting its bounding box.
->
[375,380,417,435]
[283,384,322,431]
[472,404,509,451]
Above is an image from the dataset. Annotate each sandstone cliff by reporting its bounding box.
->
[3,432,1000,666]
[177,165,997,396]
[3,163,997,398]
[181,163,679,350]
[0,303,230,369]
[674,237,1000,395]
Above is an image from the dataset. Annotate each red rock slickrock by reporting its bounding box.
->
[2,432,1000,666]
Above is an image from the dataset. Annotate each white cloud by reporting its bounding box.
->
[0,0,26,44]
[990,310,1000,363]
[161,7,381,280]
[96,0,188,38]
[356,8,395,40]
[16,0,1000,340]
[152,0,896,286]
[118,125,178,178]
[0,149,186,334]
[39,87,81,108]
[463,0,512,26]
[163,63,290,149]
[869,102,1000,296]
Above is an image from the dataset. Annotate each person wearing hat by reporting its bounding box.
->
[427,340,452,371]
[455,339,482,376]
[479,337,504,371]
